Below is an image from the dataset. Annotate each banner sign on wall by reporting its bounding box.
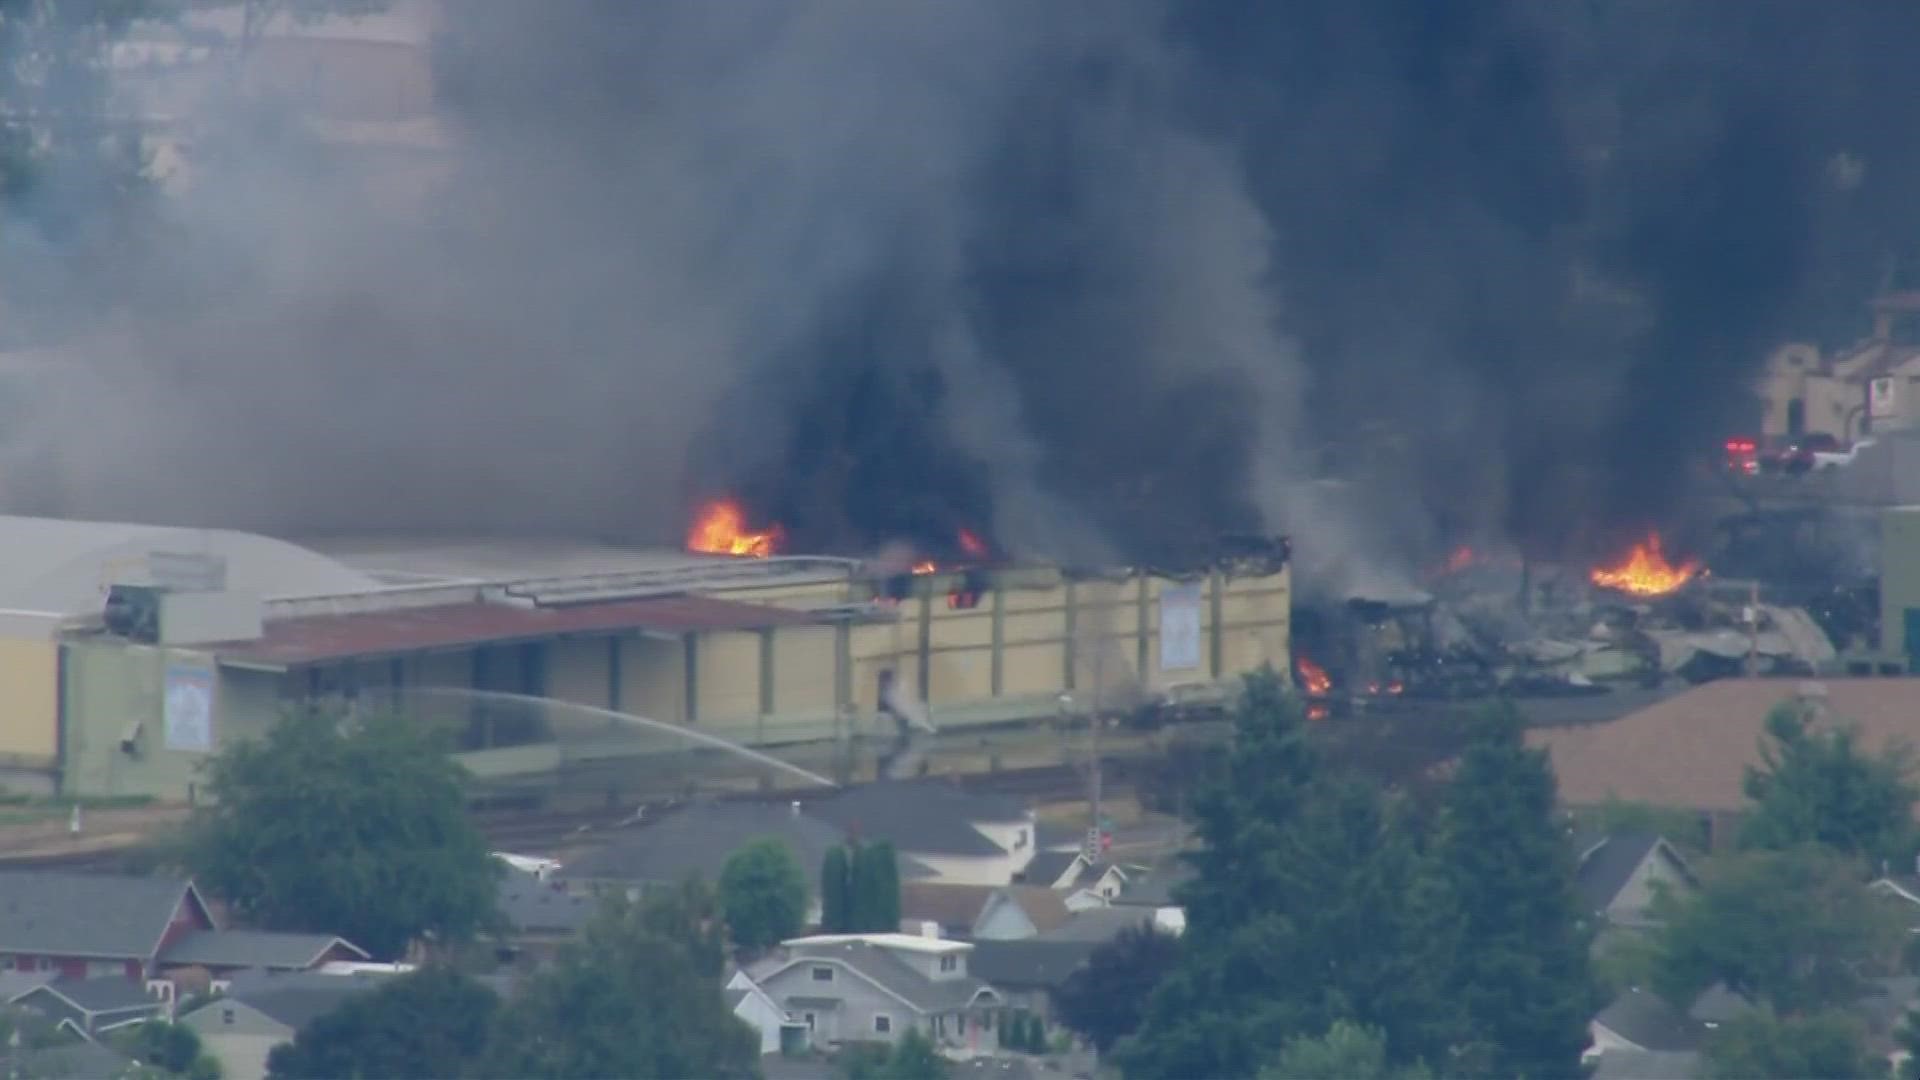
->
[164,666,215,753]
[1159,583,1203,672]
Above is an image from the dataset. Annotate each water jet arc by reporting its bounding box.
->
[400,686,838,789]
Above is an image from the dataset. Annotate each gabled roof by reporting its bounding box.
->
[901,883,996,932]
[1590,1049,1702,1080]
[190,980,374,1033]
[0,872,208,961]
[1594,989,1704,1052]
[806,780,1030,857]
[14,977,163,1017]
[989,887,1072,935]
[1017,851,1082,890]
[558,800,933,889]
[1114,858,1195,908]
[1577,833,1695,915]
[968,939,1099,989]
[10,1039,136,1079]
[160,930,368,970]
[1529,678,1920,813]
[774,941,994,1015]
[1036,906,1157,944]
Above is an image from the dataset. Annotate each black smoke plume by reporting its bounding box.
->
[4,1,1920,584]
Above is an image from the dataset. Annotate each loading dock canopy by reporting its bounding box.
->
[212,595,821,670]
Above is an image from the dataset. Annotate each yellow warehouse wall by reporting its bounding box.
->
[620,636,685,724]
[0,638,57,764]
[771,627,836,715]
[547,637,612,709]
[694,631,761,725]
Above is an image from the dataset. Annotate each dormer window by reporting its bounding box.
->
[811,966,833,982]
[939,955,958,973]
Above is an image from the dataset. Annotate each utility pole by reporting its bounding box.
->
[1087,703,1103,862]
[1744,579,1760,677]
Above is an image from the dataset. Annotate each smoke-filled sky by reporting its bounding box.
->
[5,0,1920,589]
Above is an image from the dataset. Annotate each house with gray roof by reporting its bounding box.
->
[0,870,370,989]
[968,939,1100,1023]
[1,1037,138,1080]
[180,972,387,1080]
[558,799,935,919]
[159,930,368,975]
[7,976,169,1035]
[748,933,1001,1053]
[1576,833,1697,931]
[804,780,1039,886]
[0,871,214,981]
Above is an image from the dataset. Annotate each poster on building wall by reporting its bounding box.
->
[163,666,214,753]
[1160,583,1202,671]
[1872,376,1898,419]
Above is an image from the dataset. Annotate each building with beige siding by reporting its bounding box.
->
[0,516,1290,803]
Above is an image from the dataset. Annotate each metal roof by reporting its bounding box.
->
[0,871,205,960]
[160,929,368,969]
[214,595,823,668]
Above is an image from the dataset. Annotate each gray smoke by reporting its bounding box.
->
[2,1,1916,592]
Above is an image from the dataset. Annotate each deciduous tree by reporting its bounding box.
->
[718,836,809,952]
[1261,1021,1433,1080]
[1741,703,1918,866]
[1053,922,1180,1054]
[1427,702,1593,1079]
[1701,1009,1880,1080]
[266,967,498,1080]
[184,706,501,959]
[1654,844,1902,1014]
[484,886,756,1079]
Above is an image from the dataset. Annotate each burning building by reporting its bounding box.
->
[0,511,1291,802]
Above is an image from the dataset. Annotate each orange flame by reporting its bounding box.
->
[1295,654,1332,696]
[686,498,784,558]
[1589,532,1700,597]
[956,528,989,559]
[1443,546,1475,573]
[1306,703,1331,722]
[911,560,938,575]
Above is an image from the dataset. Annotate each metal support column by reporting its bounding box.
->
[683,634,699,725]
[1063,580,1079,691]
[990,587,1006,696]
[1208,571,1225,679]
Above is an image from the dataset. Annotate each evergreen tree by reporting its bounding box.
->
[1427,703,1592,1079]
[822,845,853,931]
[866,839,902,931]
[1741,704,1918,866]
[1116,670,1458,1079]
[848,841,901,932]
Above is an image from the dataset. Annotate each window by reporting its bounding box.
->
[221,1009,235,1025]
[1015,829,1028,849]
[939,955,958,973]
[811,966,834,982]
[0,956,12,971]
[874,1015,892,1035]
[804,1013,815,1030]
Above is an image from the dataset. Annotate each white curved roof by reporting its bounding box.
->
[0,516,380,615]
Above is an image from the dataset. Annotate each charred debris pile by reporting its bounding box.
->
[1291,539,1867,719]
